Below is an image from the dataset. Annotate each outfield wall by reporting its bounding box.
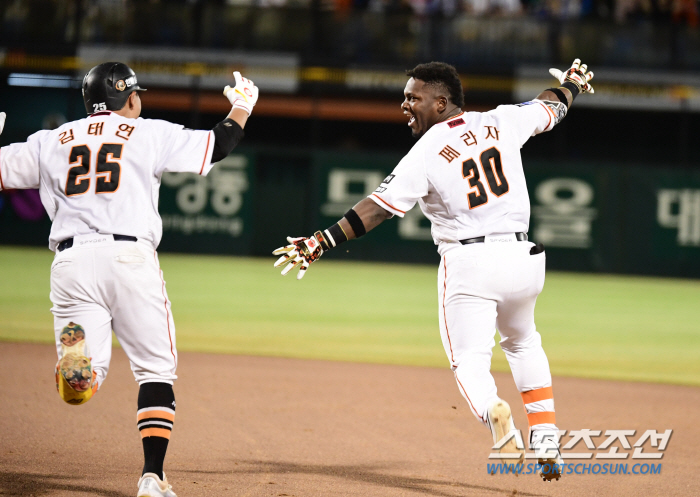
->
[2,148,699,277]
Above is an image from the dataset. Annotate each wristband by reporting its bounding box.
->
[344,208,367,237]
[546,87,569,107]
[318,223,348,251]
[561,81,581,99]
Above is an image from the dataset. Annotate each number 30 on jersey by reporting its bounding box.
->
[65,144,123,196]
[462,147,509,209]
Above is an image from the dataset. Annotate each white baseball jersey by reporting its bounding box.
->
[0,111,214,251]
[369,101,556,254]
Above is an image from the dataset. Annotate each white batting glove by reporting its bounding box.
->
[223,71,259,115]
[272,235,324,280]
[0,112,6,135]
[549,59,594,94]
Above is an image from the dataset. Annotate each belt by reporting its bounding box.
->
[57,234,138,252]
[459,232,528,245]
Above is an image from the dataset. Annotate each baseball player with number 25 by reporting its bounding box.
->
[274,60,593,481]
[0,63,259,496]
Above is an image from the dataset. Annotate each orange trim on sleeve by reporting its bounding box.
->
[198,131,212,175]
[137,410,175,422]
[527,411,556,426]
[140,427,172,439]
[537,102,552,131]
[521,386,553,405]
[371,194,405,214]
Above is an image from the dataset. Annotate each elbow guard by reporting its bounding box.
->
[536,98,568,126]
[211,119,244,163]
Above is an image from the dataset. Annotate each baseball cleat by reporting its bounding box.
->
[55,322,97,405]
[487,399,525,468]
[137,472,177,497]
[531,430,563,481]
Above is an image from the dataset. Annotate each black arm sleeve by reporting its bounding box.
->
[211,119,245,163]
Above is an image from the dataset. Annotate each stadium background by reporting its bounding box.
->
[2,0,700,276]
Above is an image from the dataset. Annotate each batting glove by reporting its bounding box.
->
[0,112,6,135]
[223,71,259,116]
[273,235,324,280]
[549,58,594,94]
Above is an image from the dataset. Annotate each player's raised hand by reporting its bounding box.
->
[272,235,324,280]
[549,59,594,94]
[0,112,6,135]
[223,71,259,115]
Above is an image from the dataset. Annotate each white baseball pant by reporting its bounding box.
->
[438,240,556,435]
[50,237,178,389]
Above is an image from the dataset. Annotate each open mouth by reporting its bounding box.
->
[407,115,415,126]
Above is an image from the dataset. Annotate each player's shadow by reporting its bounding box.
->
[0,471,131,497]
[178,460,546,497]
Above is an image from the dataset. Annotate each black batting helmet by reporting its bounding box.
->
[82,62,146,115]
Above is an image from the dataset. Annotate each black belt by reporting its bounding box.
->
[57,234,137,252]
[460,232,528,245]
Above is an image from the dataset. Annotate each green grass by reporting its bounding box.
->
[1,246,699,385]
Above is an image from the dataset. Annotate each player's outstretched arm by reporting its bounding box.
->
[273,198,392,280]
[0,112,6,135]
[210,71,260,163]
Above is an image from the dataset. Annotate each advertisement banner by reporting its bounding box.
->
[525,166,609,272]
[1,147,699,277]
[157,153,254,255]
[620,167,700,275]
[312,150,441,264]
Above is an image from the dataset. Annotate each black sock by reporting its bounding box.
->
[142,437,169,480]
[137,382,175,480]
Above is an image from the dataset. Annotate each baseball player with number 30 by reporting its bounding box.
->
[274,60,593,482]
[0,63,258,496]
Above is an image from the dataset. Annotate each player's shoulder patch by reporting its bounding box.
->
[515,101,536,107]
[447,118,465,128]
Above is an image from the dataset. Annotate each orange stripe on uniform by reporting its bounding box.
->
[537,102,552,131]
[140,427,172,439]
[198,131,212,175]
[371,194,405,214]
[521,386,553,405]
[527,411,556,426]
[137,410,175,422]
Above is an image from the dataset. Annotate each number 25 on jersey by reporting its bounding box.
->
[66,144,123,196]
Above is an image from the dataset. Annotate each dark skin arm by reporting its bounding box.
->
[338,198,393,239]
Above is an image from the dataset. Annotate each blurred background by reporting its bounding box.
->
[1,0,700,276]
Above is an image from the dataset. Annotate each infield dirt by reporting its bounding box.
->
[1,342,698,497]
